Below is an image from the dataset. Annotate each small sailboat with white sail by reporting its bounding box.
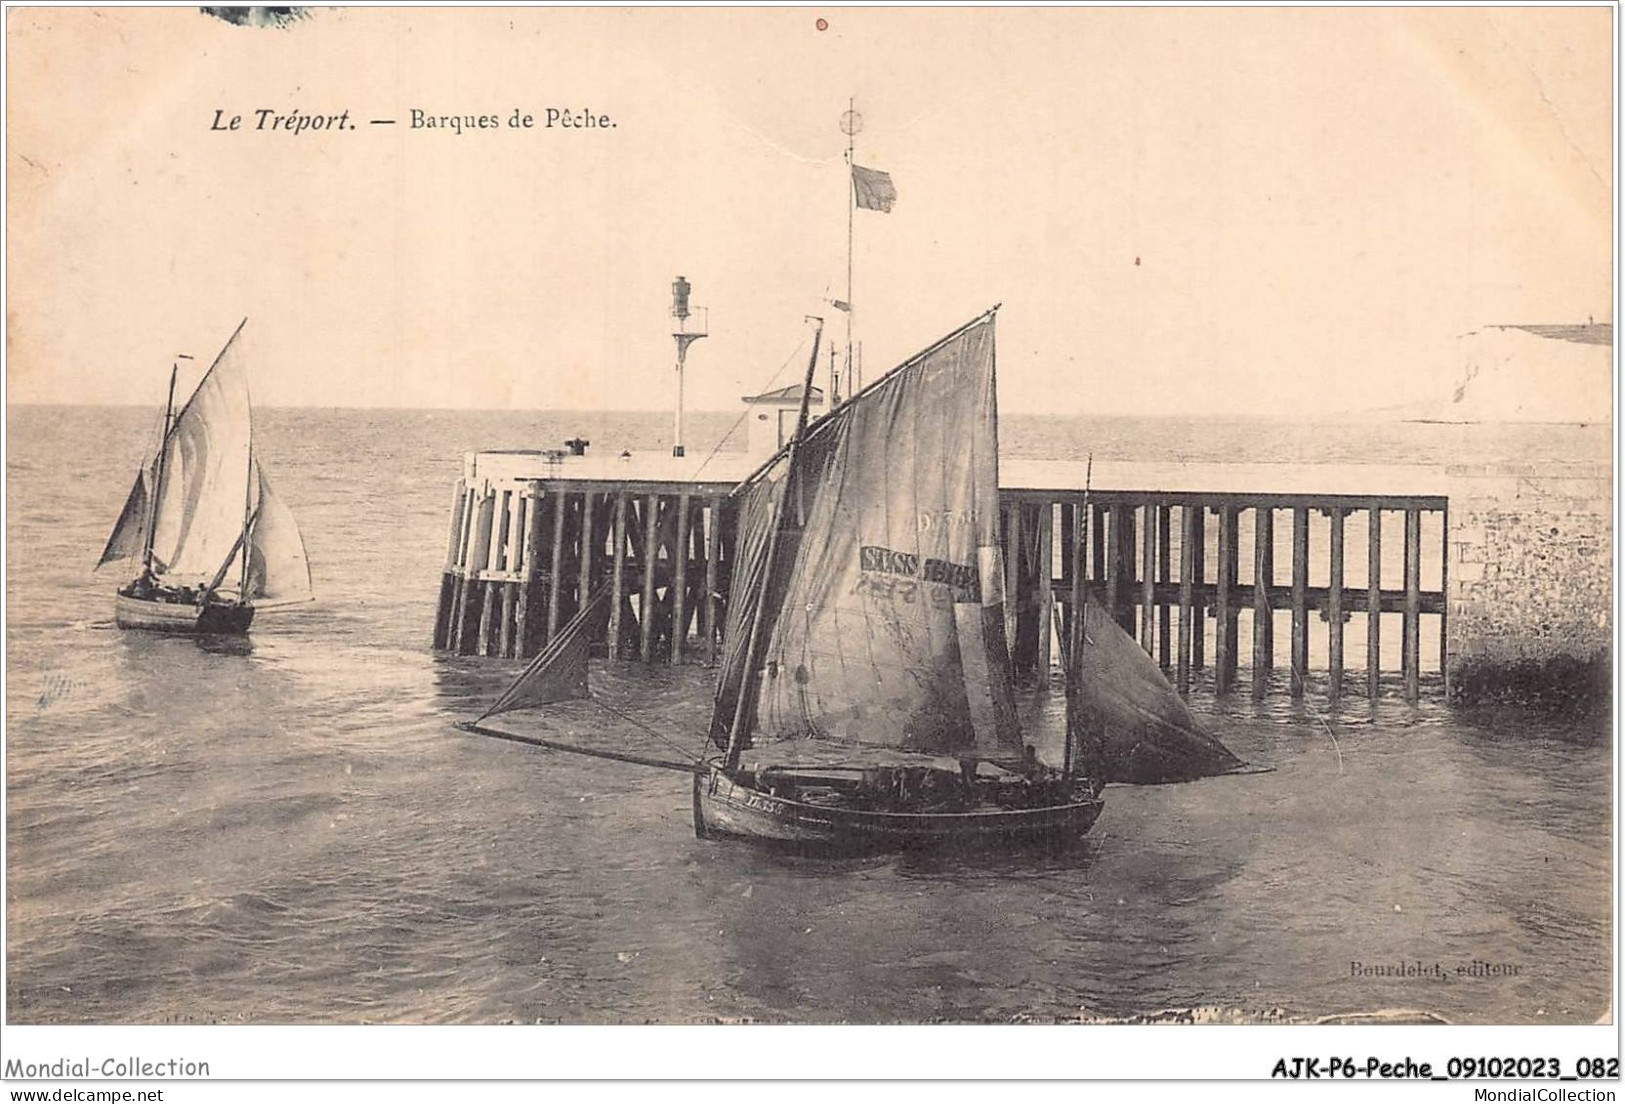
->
[97,318,313,634]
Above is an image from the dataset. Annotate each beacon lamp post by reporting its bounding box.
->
[671,275,708,459]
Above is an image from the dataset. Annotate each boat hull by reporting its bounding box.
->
[693,765,1103,852]
[114,593,255,635]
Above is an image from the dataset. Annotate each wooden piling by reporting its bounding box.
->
[513,486,544,655]
[1328,507,1345,700]
[475,579,498,655]
[1256,509,1271,666]
[1069,499,1086,663]
[433,479,468,649]
[1290,505,1309,697]
[1404,506,1422,703]
[705,495,723,663]
[1252,506,1273,700]
[1140,504,1156,655]
[1214,505,1237,694]
[1091,504,1106,597]
[689,499,705,640]
[474,491,505,658]
[577,492,596,624]
[510,494,531,656]
[448,486,479,651]
[608,493,629,660]
[1106,504,1129,632]
[1037,504,1055,681]
[506,489,524,568]
[1123,507,1138,637]
[1004,504,1022,654]
[454,490,496,654]
[671,493,692,664]
[1439,504,1450,697]
[1157,505,1172,669]
[1190,508,1205,670]
[640,493,660,663]
[1059,502,1076,651]
[545,489,568,643]
[1367,508,1382,700]
[500,491,522,653]
[494,492,519,658]
[474,490,512,657]
[1017,505,1043,680]
[1177,505,1196,694]
[490,491,510,656]
[498,582,517,658]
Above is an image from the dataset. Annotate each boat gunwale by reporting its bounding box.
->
[700,764,1102,826]
[114,590,255,633]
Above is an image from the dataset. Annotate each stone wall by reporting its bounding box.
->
[1446,460,1612,714]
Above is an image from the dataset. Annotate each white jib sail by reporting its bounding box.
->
[147,325,254,586]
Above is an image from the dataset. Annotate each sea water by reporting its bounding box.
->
[4,406,1610,1024]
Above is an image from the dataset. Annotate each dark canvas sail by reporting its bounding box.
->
[709,452,794,749]
[98,469,153,569]
[1070,602,1244,783]
[481,583,612,719]
[714,313,1023,764]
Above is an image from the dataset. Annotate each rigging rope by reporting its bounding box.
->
[690,332,815,483]
[1290,657,1344,773]
[586,697,706,765]
[458,721,693,774]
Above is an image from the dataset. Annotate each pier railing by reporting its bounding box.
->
[434,475,1448,703]
[1002,490,1447,703]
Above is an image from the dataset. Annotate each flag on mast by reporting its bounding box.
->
[851,164,897,212]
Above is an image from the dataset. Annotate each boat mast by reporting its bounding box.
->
[236,426,256,601]
[839,99,867,401]
[141,361,181,576]
[723,317,825,771]
[845,98,854,392]
[1064,455,1093,779]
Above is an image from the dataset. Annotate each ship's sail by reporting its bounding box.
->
[712,311,1024,765]
[241,464,314,605]
[97,468,154,569]
[99,319,313,606]
[1068,602,1244,784]
[708,450,793,749]
[480,583,613,719]
[147,323,254,586]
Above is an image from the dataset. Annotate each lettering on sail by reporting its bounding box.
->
[856,545,981,604]
[860,545,919,577]
[922,557,980,601]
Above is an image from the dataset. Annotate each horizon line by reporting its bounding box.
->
[4,400,1513,424]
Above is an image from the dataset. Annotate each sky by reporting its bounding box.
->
[5,6,1613,417]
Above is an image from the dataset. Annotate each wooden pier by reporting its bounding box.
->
[433,467,740,668]
[1001,488,1447,703]
[434,452,1450,703]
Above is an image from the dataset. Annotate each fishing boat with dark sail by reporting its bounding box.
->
[465,307,1247,850]
[690,309,1110,849]
[97,318,313,634]
[462,103,1248,848]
